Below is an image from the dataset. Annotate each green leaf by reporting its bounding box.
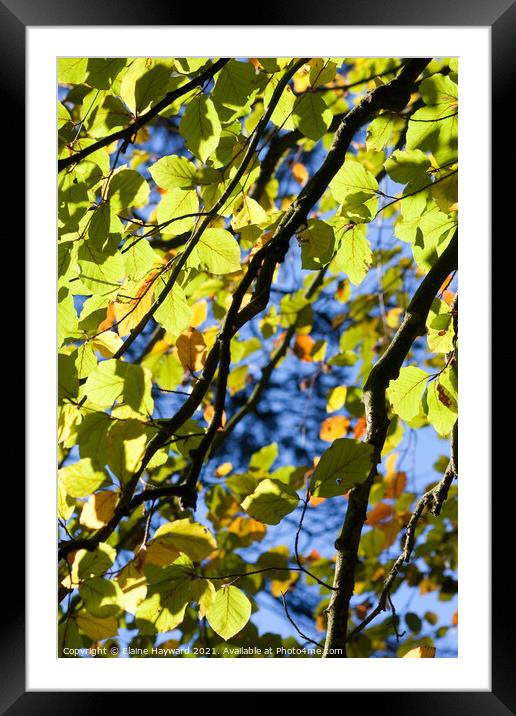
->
[59,458,110,498]
[329,158,379,221]
[77,542,117,580]
[309,438,374,497]
[179,94,221,163]
[191,578,216,618]
[156,188,199,235]
[149,155,198,190]
[107,419,150,483]
[77,240,124,295]
[84,359,154,414]
[299,219,335,269]
[136,555,194,634]
[193,228,241,274]
[58,58,88,85]
[77,412,111,467]
[212,59,256,109]
[206,585,252,641]
[119,58,172,115]
[426,373,457,437]
[249,442,278,471]
[107,169,150,211]
[79,577,124,617]
[366,112,403,152]
[153,283,192,337]
[359,528,385,557]
[241,478,299,525]
[292,93,332,141]
[426,298,455,353]
[85,58,128,90]
[332,220,372,285]
[149,519,218,561]
[264,74,296,130]
[384,149,431,184]
[406,74,458,163]
[387,366,429,421]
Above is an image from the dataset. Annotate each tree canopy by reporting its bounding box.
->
[58,57,458,659]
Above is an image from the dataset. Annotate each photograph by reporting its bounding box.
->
[57,55,460,660]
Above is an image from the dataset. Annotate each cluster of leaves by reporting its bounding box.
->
[58,57,458,658]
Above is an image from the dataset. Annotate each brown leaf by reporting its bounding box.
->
[176,327,207,372]
[320,415,350,442]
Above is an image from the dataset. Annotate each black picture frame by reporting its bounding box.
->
[4,0,506,710]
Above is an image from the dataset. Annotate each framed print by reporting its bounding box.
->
[1,0,508,709]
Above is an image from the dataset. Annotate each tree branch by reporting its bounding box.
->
[322,228,458,657]
[58,59,230,172]
[58,58,431,563]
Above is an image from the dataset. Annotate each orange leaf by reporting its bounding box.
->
[228,516,267,542]
[98,302,117,333]
[309,495,326,507]
[176,327,207,372]
[384,470,407,499]
[442,289,456,306]
[452,610,458,626]
[79,491,118,530]
[354,416,367,439]
[293,334,315,361]
[291,162,309,185]
[366,502,393,526]
[319,415,350,442]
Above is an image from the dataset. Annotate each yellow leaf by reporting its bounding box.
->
[176,327,207,372]
[326,386,347,413]
[58,403,79,444]
[231,195,267,231]
[114,270,159,336]
[116,561,147,614]
[386,307,403,329]
[92,331,124,358]
[143,541,180,566]
[191,300,208,327]
[203,403,226,427]
[215,462,233,477]
[403,646,436,658]
[319,415,350,442]
[79,491,118,529]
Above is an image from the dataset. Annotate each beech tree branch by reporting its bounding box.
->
[58,59,230,172]
[322,228,458,657]
[111,58,308,361]
[58,58,431,565]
